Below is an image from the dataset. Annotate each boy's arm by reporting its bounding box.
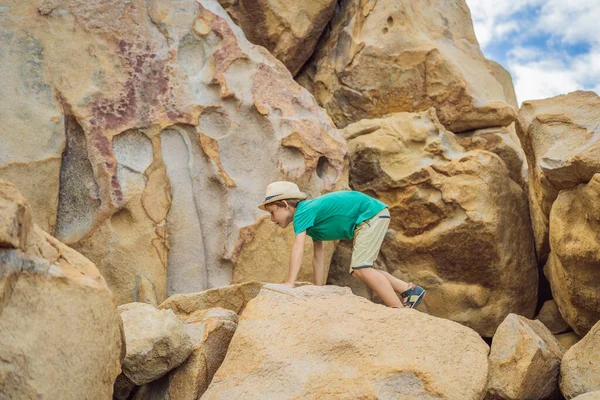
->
[313,240,325,286]
[284,230,306,287]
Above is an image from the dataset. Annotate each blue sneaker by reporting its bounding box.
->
[401,283,426,309]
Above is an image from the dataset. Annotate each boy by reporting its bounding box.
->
[259,181,425,308]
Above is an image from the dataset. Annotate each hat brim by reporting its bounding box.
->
[258,192,307,211]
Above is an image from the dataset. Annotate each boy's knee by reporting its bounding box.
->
[350,266,372,280]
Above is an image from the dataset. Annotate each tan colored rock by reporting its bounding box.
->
[298,0,516,132]
[159,281,265,317]
[545,173,600,336]
[487,60,519,109]
[0,181,123,399]
[0,180,32,250]
[0,22,64,234]
[137,308,238,399]
[560,319,600,398]
[573,392,600,400]
[342,109,537,336]
[231,216,336,284]
[556,332,580,350]
[536,300,570,334]
[203,284,489,399]
[486,314,565,400]
[118,302,193,385]
[455,124,527,188]
[2,0,347,304]
[217,0,336,75]
[516,91,600,263]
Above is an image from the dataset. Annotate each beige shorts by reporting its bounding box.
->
[349,208,390,274]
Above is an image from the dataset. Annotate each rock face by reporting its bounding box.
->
[298,0,516,132]
[0,180,123,399]
[0,0,347,305]
[203,284,490,399]
[217,0,336,75]
[118,302,193,385]
[560,320,600,399]
[545,174,600,336]
[536,299,570,335]
[516,91,600,263]
[342,109,537,336]
[486,314,565,400]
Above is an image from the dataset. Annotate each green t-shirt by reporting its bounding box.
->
[293,191,387,241]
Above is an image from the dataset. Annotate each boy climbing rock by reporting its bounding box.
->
[259,181,425,308]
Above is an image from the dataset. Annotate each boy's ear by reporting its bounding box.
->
[281,200,289,209]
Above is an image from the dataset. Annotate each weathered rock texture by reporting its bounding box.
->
[231,217,336,284]
[342,109,537,336]
[556,332,580,350]
[536,299,570,335]
[0,180,123,399]
[119,302,193,385]
[545,173,600,336]
[572,392,600,400]
[560,320,600,399]
[516,91,600,263]
[217,0,337,75]
[454,125,527,189]
[298,0,516,132]
[0,0,347,305]
[203,284,490,399]
[159,281,265,316]
[486,314,565,400]
[134,307,238,399]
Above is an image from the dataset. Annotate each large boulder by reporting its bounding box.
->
[342,109,537,336]
[297,0,516,132]
[486,314,565,400]
[0,180,123,399]
[118,302,193,385]
[133,307,238,399]
[516,91,600,263]
[560,320,600,398]
[545,174,600,336]
[217,0,337,75]
[203,284,490,399]
[0,0,347,305]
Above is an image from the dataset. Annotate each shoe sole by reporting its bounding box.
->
[409,290,426,309]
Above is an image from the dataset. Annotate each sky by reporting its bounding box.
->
[465,0,600,104]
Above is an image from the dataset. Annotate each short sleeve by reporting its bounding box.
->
[293,206,314,236]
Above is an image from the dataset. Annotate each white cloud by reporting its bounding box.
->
[508,45,600,102]
[466,0,543,48]
[466,0,600,103]
[537,0,600,43]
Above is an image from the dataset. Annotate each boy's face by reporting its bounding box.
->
[265,202,294,228]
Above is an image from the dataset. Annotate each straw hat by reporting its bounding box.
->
[258,181,307,210]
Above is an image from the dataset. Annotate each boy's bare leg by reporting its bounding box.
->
[351,268,403,308]
[377,270,411,294]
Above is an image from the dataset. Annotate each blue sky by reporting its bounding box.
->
[465,0,600,104]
